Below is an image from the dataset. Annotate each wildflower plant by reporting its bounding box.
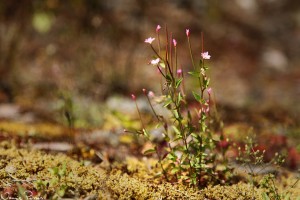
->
[131,25,222,188]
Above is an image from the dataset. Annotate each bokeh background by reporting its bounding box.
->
[0,0,299,124]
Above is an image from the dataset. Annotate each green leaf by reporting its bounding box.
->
[170,167,180,174]
[166,74,172,82]
[49,167,58,176]
[173,110,179,119]
[172,126,181,135]
[175,78,183,88]
[203,77,210,88]
[154,172,162,178]
[262,193,270,200]
[173,135,182,142]
[177,93,183,105]
[143,148,156,155]
[163,98,172,107]
[57,185,67,197]
[58,163,66,177]
[159,62,166,68]
[181,154,188,163]
[143,129,150,138]
[192,91,201,102]
[188,71,201,78]
[167,152,177,161]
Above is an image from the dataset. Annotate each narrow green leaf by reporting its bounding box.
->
[173,135,182,142]
[175,78,183,88]
[172,126,181,135]
[191,133,201,142]
[192,91,201,102]
[143,129,150,138]
[166,74,172,82]
[188,71,201,77]
[203,78,210,88]
[177,93,183,105]
[181,154,188,163]
[143,148,156,155]
[163,98,172,107]
[173,110,179,119]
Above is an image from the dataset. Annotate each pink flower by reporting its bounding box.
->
[148,91,155,98]
[145,37,155,44]
[201,52,211,59]
[131,94,136,101]
[177,69,182,76]
[156,25,161,33]
[186,29,190,37]
[173,39,177,47]
[150,58,160,65]
[207,88,212,95]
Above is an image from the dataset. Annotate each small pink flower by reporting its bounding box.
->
[131,94,136,101]
[145,37,155,44]
[186,29,190,37]
[142,88,147,94]
[156,25,161,33]
[207,88,212,95]
[177,69,182,75]
[148,91,155,98]
[150,58,160,65]
[173,39,177,47]
[201,51,211,59]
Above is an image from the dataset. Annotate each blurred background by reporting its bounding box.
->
[0,0,299,125]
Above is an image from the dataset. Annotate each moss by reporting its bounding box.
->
[106,169,202,199]
[0,143,108,198]
[0,143,298,199]
[202,183,262,200]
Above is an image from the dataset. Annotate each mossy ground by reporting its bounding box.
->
[0,120,299,199]
[0,141,299,199]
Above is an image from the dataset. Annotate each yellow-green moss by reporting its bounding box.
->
[0,143,299,199]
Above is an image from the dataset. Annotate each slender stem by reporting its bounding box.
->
[155,146,169,181]
[170,32,173,76]
[151,45,163,60]
[187,37,196,70]
[181,68,186,97]
[188,36,202,92]
[134,100,145,130]
[145,93,160,122]
[157,31,161,55]
[201,32,204,53]
[175,46,178,74]
[165,25,169,75]
[157,65,166,79]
